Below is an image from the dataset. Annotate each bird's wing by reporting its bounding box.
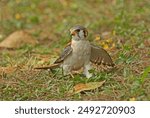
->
[34,44,72,70]
[54,43,73,64]
[90,44,114,67]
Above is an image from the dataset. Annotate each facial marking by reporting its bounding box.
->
[71,31,76,36]
[76,29,80,32]
[70,27,88,41]
[78,30,85,39]
[83,30,88,37]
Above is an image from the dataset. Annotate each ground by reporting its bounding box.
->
[0,0,150,100]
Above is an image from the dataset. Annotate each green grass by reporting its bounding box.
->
[0,0,150,100]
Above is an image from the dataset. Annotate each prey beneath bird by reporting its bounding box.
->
[35,25,114,78]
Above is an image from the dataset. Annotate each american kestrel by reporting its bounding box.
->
[35,25,114,78]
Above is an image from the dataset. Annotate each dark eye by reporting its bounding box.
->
[76,29,80,32]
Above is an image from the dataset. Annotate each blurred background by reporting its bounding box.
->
[0,0,149,46]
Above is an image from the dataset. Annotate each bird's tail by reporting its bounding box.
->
[34,63,60,70]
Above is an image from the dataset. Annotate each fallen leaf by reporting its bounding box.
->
[15,13,22,20]
[103,44,109,50]
[0,30,38,49]
[106,38,113,43]
[95,35,101,41]
[68,80,106,95]
[129,97,136,101]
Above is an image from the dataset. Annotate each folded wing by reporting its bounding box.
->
[35,44,72,70]
[54,44,73,64]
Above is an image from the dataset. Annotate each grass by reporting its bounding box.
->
[0,0,150,100]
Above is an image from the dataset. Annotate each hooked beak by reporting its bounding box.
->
[70,31,76,36]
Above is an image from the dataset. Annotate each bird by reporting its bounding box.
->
[35,25,114,78]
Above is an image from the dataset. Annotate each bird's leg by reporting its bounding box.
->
[62,65,72,76]
[63,65,70,75]
[83,63,92,78]
[62,65,76,78]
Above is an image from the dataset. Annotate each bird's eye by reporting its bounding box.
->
[76,29,80,32]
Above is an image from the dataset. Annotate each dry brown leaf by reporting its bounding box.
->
[68,80,106,95]
[129,97,136,101]
[0,30,38,49]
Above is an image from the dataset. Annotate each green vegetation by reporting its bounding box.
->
[0,0,150,100]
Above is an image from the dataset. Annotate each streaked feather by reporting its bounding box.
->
[90,44,114,67]
[54,44,73,63]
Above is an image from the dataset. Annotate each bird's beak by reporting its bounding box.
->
[71,31,76,36]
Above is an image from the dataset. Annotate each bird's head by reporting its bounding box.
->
[70,25,88,41]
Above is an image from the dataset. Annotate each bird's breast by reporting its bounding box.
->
[63,40,91,70]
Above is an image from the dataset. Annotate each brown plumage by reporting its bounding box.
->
[54,44,73,64]
[90,44,114,67]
